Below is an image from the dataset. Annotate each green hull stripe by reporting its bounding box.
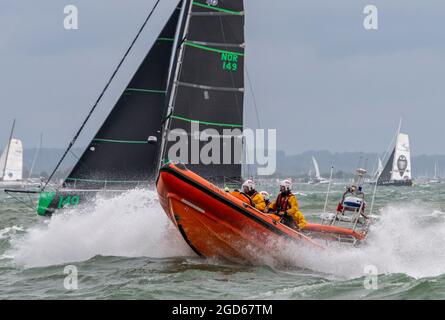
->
[171,115,242,128]
[37,192,57,216]
[192,2,242,15]
[66,178,145,184]
[125,88,166,94]
[184,41,244,57]
[93,138,148,144]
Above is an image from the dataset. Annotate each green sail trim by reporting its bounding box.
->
[184,41,244,57]
[192,1,243,15]
[92,139,149,144]
[125,88,166,94]
[37,192,57,216]
[170,115,243,128]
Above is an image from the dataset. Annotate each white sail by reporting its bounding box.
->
[0,138,23,181]
[373,158,384,179]
[312,156,321,179]
[390,133,411,181]
[377,158,383,177]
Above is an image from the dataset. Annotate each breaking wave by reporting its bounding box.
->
[283,203,445,279]
[8,189,193,268]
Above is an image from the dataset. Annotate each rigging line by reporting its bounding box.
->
[246,65,262,129]
[4,190,36,212]
[43,0,162,191]
[28,133,43,179]
[69,149,80,161]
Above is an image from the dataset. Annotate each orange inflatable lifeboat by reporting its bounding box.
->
[157,163,322,264]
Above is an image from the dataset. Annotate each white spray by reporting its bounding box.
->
[9,189,193,268]
[281,202,445,279]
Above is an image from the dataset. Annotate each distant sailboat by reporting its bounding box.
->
[309,156,329,184]
[0,120,23,188]
[377,121,413,186]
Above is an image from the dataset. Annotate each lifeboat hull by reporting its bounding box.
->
[156,164,321,264]
[302,223,365,244]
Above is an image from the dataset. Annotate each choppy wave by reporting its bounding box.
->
[4,186,445,284]
[0,226,24,240]
[8,189,193,268]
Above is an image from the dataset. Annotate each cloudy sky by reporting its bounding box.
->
[1,0,444,156]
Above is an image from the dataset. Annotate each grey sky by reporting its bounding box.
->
[1,0,444,156]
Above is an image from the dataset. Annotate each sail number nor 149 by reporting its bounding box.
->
[221,53,238,71]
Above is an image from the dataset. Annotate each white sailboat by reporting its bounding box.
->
[0,120,24,188]
[377,121,413,186]
[309,156,329,184]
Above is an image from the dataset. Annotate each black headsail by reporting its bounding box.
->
[64,5,182,190]
[34,3,186,215]
[377,149,395,185]
[160,0,245,184]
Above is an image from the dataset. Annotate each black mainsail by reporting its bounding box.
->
[160,0,245,183]
[65,7,182,190]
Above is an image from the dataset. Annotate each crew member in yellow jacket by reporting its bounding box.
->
[268,179,306,229]
[242,179,266,212]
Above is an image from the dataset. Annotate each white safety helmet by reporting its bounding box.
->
[242,179,256,192]
[279,179,292,192]
[259,191,270,201]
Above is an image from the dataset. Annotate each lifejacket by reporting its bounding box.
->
[230,191,254,206]
[275,192,291,213]
[247,190,258,198]
[270,193,296,229]
[270,192,307,229]
[248,191,266,211]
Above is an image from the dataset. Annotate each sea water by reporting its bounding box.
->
[0,183,444,299]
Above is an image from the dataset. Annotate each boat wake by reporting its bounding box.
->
[8,189,193,268]
[279,202,445,279]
